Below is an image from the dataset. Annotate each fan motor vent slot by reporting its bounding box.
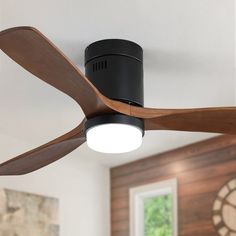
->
[93,60,107,72]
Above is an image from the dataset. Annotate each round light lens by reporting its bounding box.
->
[86,123,143,154]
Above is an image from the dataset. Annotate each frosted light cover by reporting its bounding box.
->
[86,123,143,154]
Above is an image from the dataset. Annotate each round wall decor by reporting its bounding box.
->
[212,178,236,236]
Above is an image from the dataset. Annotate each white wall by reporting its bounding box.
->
[0,134,110,236]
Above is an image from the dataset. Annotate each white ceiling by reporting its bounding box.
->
[0,0,235,168]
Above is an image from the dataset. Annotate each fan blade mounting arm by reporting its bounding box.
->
[0,119,86,176]
[130,106,236,134]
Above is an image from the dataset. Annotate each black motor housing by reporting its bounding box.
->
[85,39,144,107]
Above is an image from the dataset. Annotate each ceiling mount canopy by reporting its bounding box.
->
[1,26,236,175]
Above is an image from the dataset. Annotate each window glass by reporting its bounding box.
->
[144,194,173,236]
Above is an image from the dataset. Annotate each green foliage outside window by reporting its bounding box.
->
[144,194,173,236]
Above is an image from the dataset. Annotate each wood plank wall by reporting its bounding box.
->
[111,135,236,236]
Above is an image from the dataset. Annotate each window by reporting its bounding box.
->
[130,179,178,236]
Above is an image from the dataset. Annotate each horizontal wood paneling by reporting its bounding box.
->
[111,135,236,236]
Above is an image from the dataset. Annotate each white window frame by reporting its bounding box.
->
[130,178,178,236]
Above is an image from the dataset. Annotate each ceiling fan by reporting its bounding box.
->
[0,26,236,176]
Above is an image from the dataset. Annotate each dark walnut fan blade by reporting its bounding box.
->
[0,26,111,117]
[130,106,236,134]
[0,26,135,117]
[0,120,86,176]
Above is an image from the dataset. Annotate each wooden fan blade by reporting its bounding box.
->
[0,26,110,117]
[130,106,236,134]
[0,119,86,176]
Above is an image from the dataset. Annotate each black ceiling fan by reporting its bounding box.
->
[0,26,236,176]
